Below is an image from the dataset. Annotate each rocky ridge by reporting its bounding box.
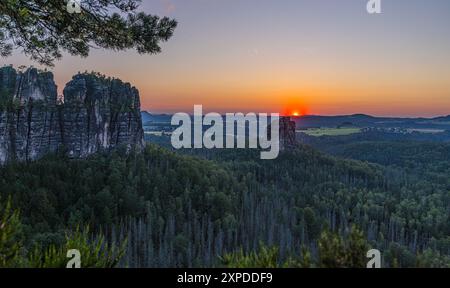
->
[0,66,144,164]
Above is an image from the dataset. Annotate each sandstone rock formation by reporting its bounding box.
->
[267,116,297,150]
[63,72,144,158]
[279,117,297,149]
[0,66,144,164]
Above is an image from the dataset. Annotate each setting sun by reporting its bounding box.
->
[284,105,309,117]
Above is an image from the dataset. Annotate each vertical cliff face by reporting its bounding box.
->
[279,117,297,150]
[268,117,297,151]
[0,67,61,163]
[63,73,144,158]
[0,66,144,164]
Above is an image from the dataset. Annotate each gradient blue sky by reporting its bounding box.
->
[5,0,450,116]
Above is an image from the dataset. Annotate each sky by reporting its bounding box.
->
[4,0,450,117]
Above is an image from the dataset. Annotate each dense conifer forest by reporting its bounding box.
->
[1,142,449,267]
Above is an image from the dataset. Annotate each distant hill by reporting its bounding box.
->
[293,114,450,130]
[432,115,450,122]
[140,111,450,131]
[141,112,172,125]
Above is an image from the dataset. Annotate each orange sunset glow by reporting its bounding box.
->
[6,1,450,117]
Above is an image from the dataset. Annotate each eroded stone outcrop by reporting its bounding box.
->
[63,73,144,158]
[267,116,297,151]
[0,66,61,163]
[279,117,297,150]
[0,66,144,164]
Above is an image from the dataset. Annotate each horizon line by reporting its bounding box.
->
[141,111,450,120]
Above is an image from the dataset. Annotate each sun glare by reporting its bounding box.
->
[283,101,309,117]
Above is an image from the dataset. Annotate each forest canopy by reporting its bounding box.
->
[1,143,449,268]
